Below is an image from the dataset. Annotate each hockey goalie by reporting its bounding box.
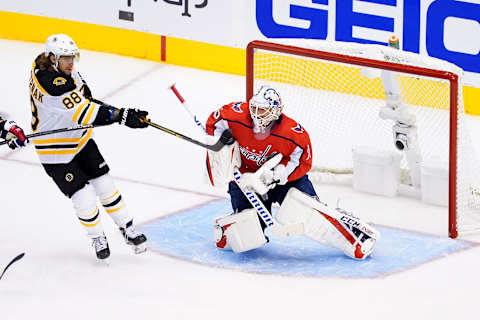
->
[206,86,379,260]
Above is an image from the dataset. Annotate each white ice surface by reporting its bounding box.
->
[1,39,480,319]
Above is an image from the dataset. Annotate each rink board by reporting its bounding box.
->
[140,199,474,278]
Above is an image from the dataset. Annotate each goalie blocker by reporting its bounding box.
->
[214,188,379,260]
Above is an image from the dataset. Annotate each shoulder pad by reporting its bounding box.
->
[35,70,76,96]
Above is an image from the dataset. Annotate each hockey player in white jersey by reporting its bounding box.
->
[0,116,28,149]
[29,34,148,262]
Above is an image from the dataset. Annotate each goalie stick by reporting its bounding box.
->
[168,84,304,238]
[0,252,25,281]
[170,83,206,133]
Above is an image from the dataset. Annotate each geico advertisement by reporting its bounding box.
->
[255,0,480,85]
[3,0,480,85]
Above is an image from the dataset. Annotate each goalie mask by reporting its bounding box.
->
[45,34,80,67]
[249,86,283,132]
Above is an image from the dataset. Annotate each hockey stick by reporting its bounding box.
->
[168,84,303,238]
[0,124,103,146]
[89,97,231,152]
[0,252,25,281]
[169,84,232,151]
[142,119,232,152]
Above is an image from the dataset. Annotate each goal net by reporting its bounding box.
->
[246,39,480,238]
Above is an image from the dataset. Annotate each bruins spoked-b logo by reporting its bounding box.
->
[53,77,67,86]
[65,172,74,182]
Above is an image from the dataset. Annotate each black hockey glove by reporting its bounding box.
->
[119,108,149,128]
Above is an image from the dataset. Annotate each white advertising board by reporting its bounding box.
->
[2,0,480,85]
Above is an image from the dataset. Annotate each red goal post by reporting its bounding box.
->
[246,39,479,239]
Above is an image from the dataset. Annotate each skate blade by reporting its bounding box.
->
[133,243,147,254]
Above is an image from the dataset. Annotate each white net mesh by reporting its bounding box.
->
[248,39,480,237]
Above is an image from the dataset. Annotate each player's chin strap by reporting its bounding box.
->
[232,154,304,238]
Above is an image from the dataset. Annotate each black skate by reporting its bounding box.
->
[120,220,147,254]
[92,234,110,264]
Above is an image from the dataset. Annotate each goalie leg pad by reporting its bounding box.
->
[213,209,267,253]
[277,188,378,259]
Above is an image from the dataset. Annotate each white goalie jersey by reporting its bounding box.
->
[29,58,100,164]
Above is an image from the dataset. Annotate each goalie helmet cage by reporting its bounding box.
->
[246,39,480,239]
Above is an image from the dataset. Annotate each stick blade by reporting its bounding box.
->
[0,252,25,280]
[219,129,235,146]
[207,129,234,151]
[11,252,25,263]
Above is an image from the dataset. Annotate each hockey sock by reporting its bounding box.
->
[72,184,104,237]
[90,174,132,228]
